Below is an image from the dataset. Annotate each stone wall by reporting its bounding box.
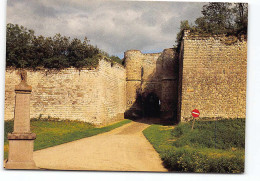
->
[5,32,247,124]
[160,48,179,120]
[124,49,178,120]
[178,31,247,121]
[4,59,126,125]
[141,52,162,100]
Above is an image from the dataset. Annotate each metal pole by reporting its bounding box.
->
[191,117,195,130]
[215,120,217,149]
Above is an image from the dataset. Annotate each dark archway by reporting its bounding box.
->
[143,93,160,117]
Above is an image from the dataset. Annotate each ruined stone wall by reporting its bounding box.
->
[179,32,247,121]
[4,59,126,125]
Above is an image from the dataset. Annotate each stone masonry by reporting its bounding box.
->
[124,31,247,122]
[124,49,178,120]
[178,30,247,121]
[5,59,126,125]
[4,33,247,124]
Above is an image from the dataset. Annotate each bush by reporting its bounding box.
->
[162,147,244,173]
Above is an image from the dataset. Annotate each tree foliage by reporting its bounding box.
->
[175,20,191,48]
[199,2,233,34]
[6,23,122,69]
[174,3,248,47]
[232,3,248,35]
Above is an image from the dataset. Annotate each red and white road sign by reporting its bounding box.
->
[192,109,200,118]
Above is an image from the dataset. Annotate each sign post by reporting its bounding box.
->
[191,109,200,130]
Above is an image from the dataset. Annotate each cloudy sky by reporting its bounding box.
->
[7,0,205,58]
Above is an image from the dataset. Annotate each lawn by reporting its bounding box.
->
[143,118,245,173]
[4,118,131,159]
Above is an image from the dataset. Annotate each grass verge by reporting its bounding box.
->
[143,118,245,173]
[4,118,131,159]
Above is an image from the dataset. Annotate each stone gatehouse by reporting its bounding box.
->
[124,48,178,121]
[4,31,247,124]
[124,30,247,122]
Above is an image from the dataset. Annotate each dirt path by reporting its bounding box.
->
[33,121,167,172]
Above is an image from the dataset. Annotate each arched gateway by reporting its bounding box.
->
[143,93,160,117]
[124,48,178,122]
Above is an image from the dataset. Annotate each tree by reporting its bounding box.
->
[194,2,248,35]
[197,2,233,34]
[6,23,122,69]
[233,3,248,35]
[173,3,248,48]
[109,55,122,65]
[6,24,35,68]
[175,20,192,48]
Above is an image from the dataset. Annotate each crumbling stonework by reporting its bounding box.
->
[5,59,126,125]
[178,31,247,121]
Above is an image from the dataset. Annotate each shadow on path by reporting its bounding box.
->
[133,118,175,126]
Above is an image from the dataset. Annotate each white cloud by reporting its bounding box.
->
[7,0,205,58]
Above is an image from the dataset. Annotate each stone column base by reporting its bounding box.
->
[5,160,38,170]
[5,133,38,170]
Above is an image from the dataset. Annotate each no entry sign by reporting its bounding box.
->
[192,109,200,118]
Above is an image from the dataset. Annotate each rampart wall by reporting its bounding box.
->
[4,32,247,124]
[4,59,126,125]
[178,31,247,121]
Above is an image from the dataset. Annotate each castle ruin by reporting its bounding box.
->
[4,31,247,124]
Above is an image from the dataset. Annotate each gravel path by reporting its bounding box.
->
[33,121,167,172]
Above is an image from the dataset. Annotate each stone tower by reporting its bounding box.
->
[160,48,178,121]
[124,50,143,118]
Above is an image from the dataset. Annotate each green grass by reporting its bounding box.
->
[4,118,131,160]
[143,118,245,173]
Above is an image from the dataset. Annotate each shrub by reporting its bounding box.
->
[161,147,244,173]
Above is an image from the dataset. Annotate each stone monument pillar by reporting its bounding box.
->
[5,70,37,169]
